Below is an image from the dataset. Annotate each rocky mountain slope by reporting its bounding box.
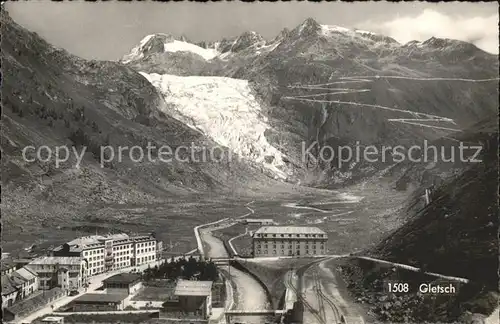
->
[123,17,498,186]
[373,116,498,286]
[339,117,498,323]
[0,9,275,252]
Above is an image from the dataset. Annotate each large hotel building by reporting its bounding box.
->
[51,233,162,276]
[252,226,327,257]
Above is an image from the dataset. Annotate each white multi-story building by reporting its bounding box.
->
[133,236,158,267]
[252,226,328,257]
[51,233,160,276]
[26,256,87,290]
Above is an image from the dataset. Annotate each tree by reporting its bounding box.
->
[202,262,218,281]
[91,121,99,132]
[184,256,198,279]
[69,127,87,147]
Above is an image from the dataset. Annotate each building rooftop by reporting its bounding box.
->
[67,233,131,248]
[52,233,156,252]
[1,266,38,295]
[73,293,128,303]
[103,273,141,285]
[8,271,28,287]
[254,226,326,235]
[174,279,213,296]
[41,316,65,322]
[28,256,84,265]
[14,267,37,281]
[1,275,17,295]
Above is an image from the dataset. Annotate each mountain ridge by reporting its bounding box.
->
[122,16,498,185]
[123,17,495,66]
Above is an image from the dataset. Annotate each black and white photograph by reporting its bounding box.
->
[1,1,498,324]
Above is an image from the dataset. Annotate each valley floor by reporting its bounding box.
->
[3,179,409,260]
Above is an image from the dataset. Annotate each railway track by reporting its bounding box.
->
[285,269,325,324]
[312,269,327,322]
[312,267,344,323]
[283,259,345,324]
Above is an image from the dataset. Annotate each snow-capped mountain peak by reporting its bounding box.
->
[402,36,483,55]
[291,18,397,46]
[230,31,266,52]
[122,33,219,63]
[296,17,322,36]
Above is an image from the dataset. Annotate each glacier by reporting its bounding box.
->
[122,34,219,63]
[163,40,219,60]
[139,72,291,180]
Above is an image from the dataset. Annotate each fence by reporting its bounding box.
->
[6,288,66,320]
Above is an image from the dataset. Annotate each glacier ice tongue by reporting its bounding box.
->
[139,72,291,180]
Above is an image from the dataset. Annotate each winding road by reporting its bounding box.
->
[200,229,271,324]
[198,202,271,324]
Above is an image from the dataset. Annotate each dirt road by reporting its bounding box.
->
[200,228,271,324]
